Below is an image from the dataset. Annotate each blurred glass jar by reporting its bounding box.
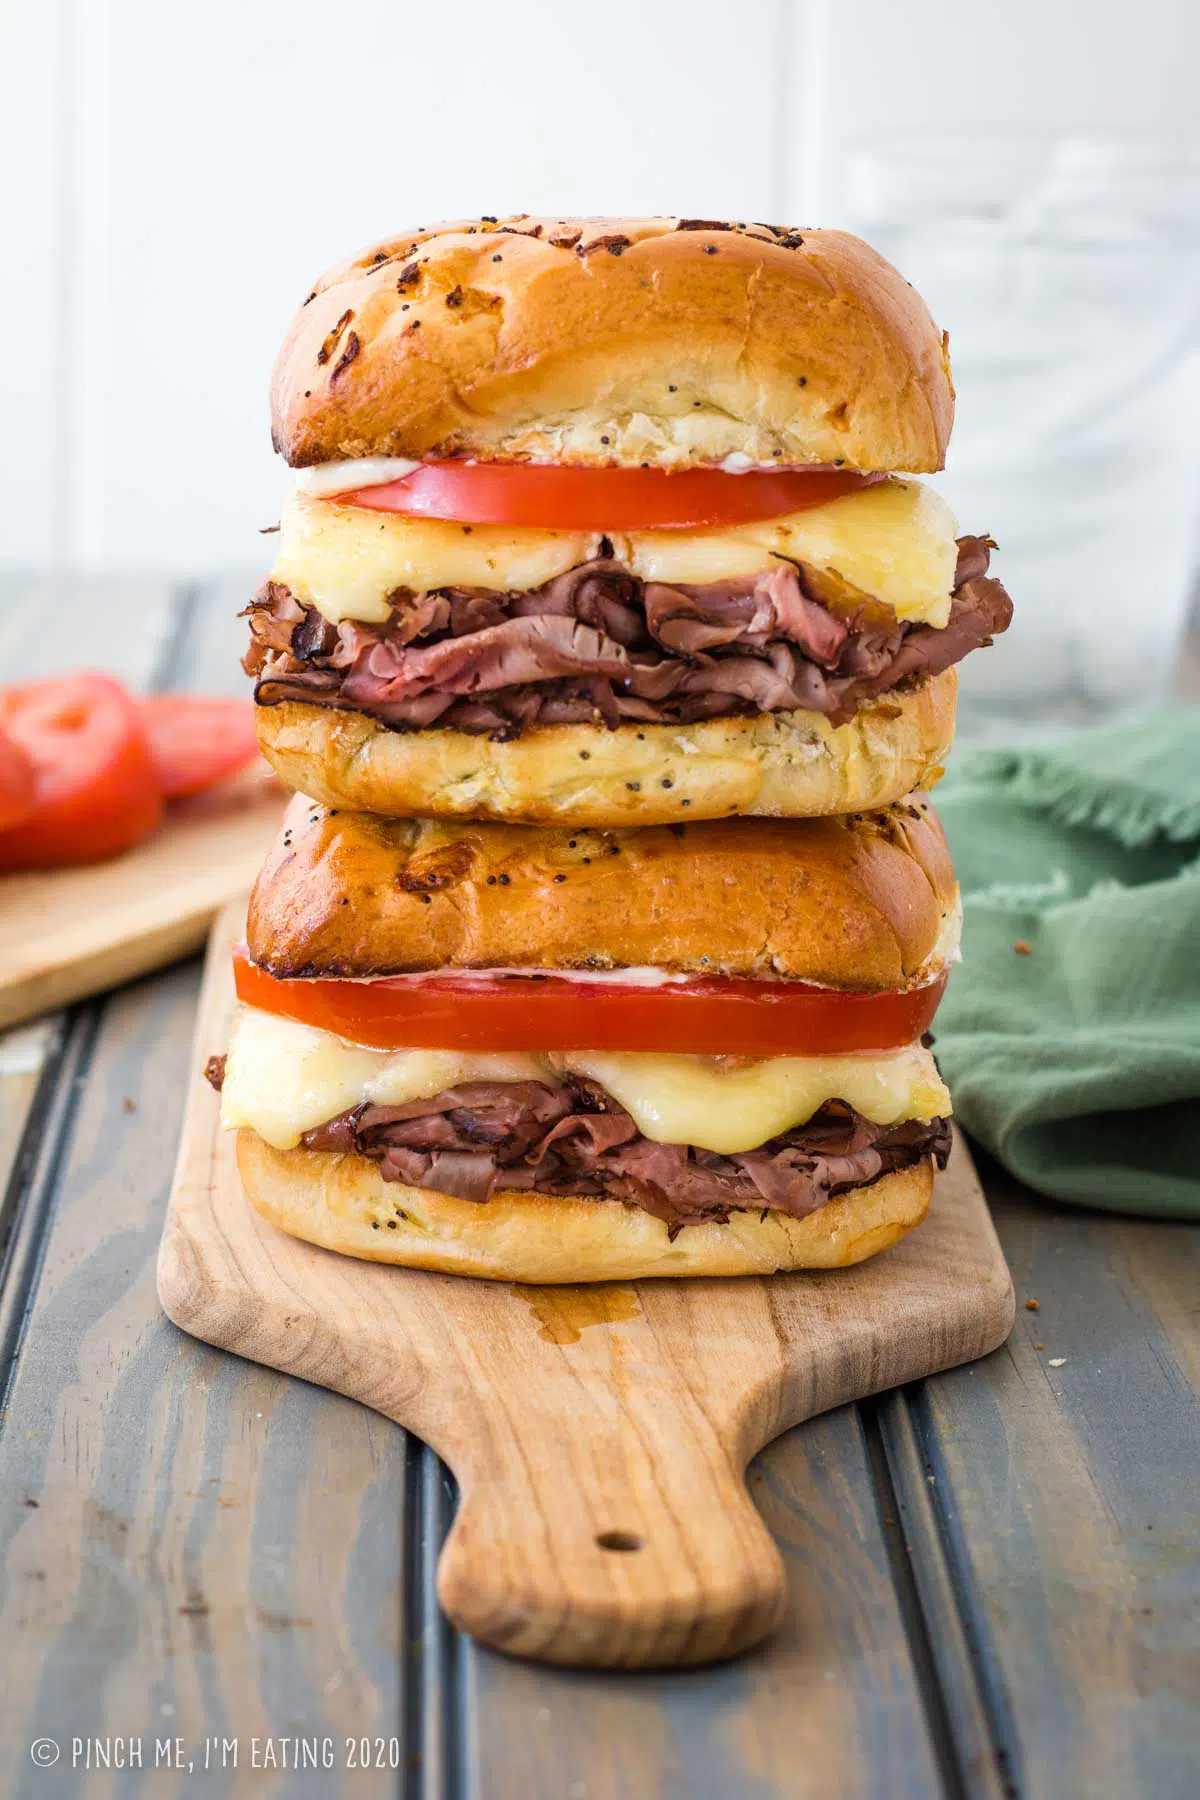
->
[846,134,1200,732]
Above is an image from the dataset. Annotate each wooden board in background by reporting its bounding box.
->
[0,765,284,1032]
[158,904,1015,1671]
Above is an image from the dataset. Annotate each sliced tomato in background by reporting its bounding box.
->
[233,948,947,1058]
[340,462,882,532]
[0,674,162,872]
[139,695,260,799]
[0,722,36,831]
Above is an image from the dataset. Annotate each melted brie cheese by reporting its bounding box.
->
[564,1049,948,1156]
[220,1006,950,1154]
[273,492,597,623]
[219,1010,386,1149]
[271,477,958,629]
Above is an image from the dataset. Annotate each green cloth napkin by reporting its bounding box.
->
[932,706,1200,1218]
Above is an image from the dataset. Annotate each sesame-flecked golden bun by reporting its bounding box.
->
[248,788,957,989]
[237,1131,934,1281]
[255,670,955,830]
[271,217,954,474]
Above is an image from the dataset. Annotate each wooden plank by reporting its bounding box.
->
[159,903,1013,1671]
[916,1158,1200,1800]
[0,1015,92,1422]
[161,574,261,700]
[0,1020,59,1202]
[872,1390,1015,1799]
[409,1440,474,1800]
[0,961,407,1798]
[0,570,252,698]
[0,573,178,686]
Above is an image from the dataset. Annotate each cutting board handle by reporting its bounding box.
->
[435,1402,786,1668]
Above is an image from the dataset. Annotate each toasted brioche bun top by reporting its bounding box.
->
[247,791,956,990]
[271,217,954,474]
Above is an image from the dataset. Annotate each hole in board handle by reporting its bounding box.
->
[596,1529,643,1553]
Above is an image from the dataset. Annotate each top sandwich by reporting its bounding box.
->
[249,217,1012,826]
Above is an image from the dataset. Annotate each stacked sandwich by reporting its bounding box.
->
[213,217,1011,1282]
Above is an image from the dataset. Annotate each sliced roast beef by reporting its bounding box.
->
[300,1078,952,1235]
[340,615,634,707]
[514,561,645,645]
[641,566,849,661]
[245,539,1011,737]
[952,535,996,588]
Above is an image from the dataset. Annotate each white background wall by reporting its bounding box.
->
[3,0,1199,574]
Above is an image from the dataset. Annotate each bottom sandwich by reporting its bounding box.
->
[212,795,958,1281]
[235,1132,943,1282]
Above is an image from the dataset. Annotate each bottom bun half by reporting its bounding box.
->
[236,1132,934,1282]
[255,672,955,826]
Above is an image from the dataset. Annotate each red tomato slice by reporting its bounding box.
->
[0,722,36,831]
[0,674,162,872]
[233,949,946,1058]
[340,462,882,532]
[139,695,260,799]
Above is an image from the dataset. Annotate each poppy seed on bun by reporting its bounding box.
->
[252,672,957,832]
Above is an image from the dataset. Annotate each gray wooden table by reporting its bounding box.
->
[1,577,1197,1800]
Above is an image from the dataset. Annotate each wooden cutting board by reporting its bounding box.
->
[158,903,1014,1671]
[0,766,285,1032]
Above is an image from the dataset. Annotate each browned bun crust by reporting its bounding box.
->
[254,672,956,830]
[237,1132,934,1281]
[272,217,953,474]
[247,787,955,990]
